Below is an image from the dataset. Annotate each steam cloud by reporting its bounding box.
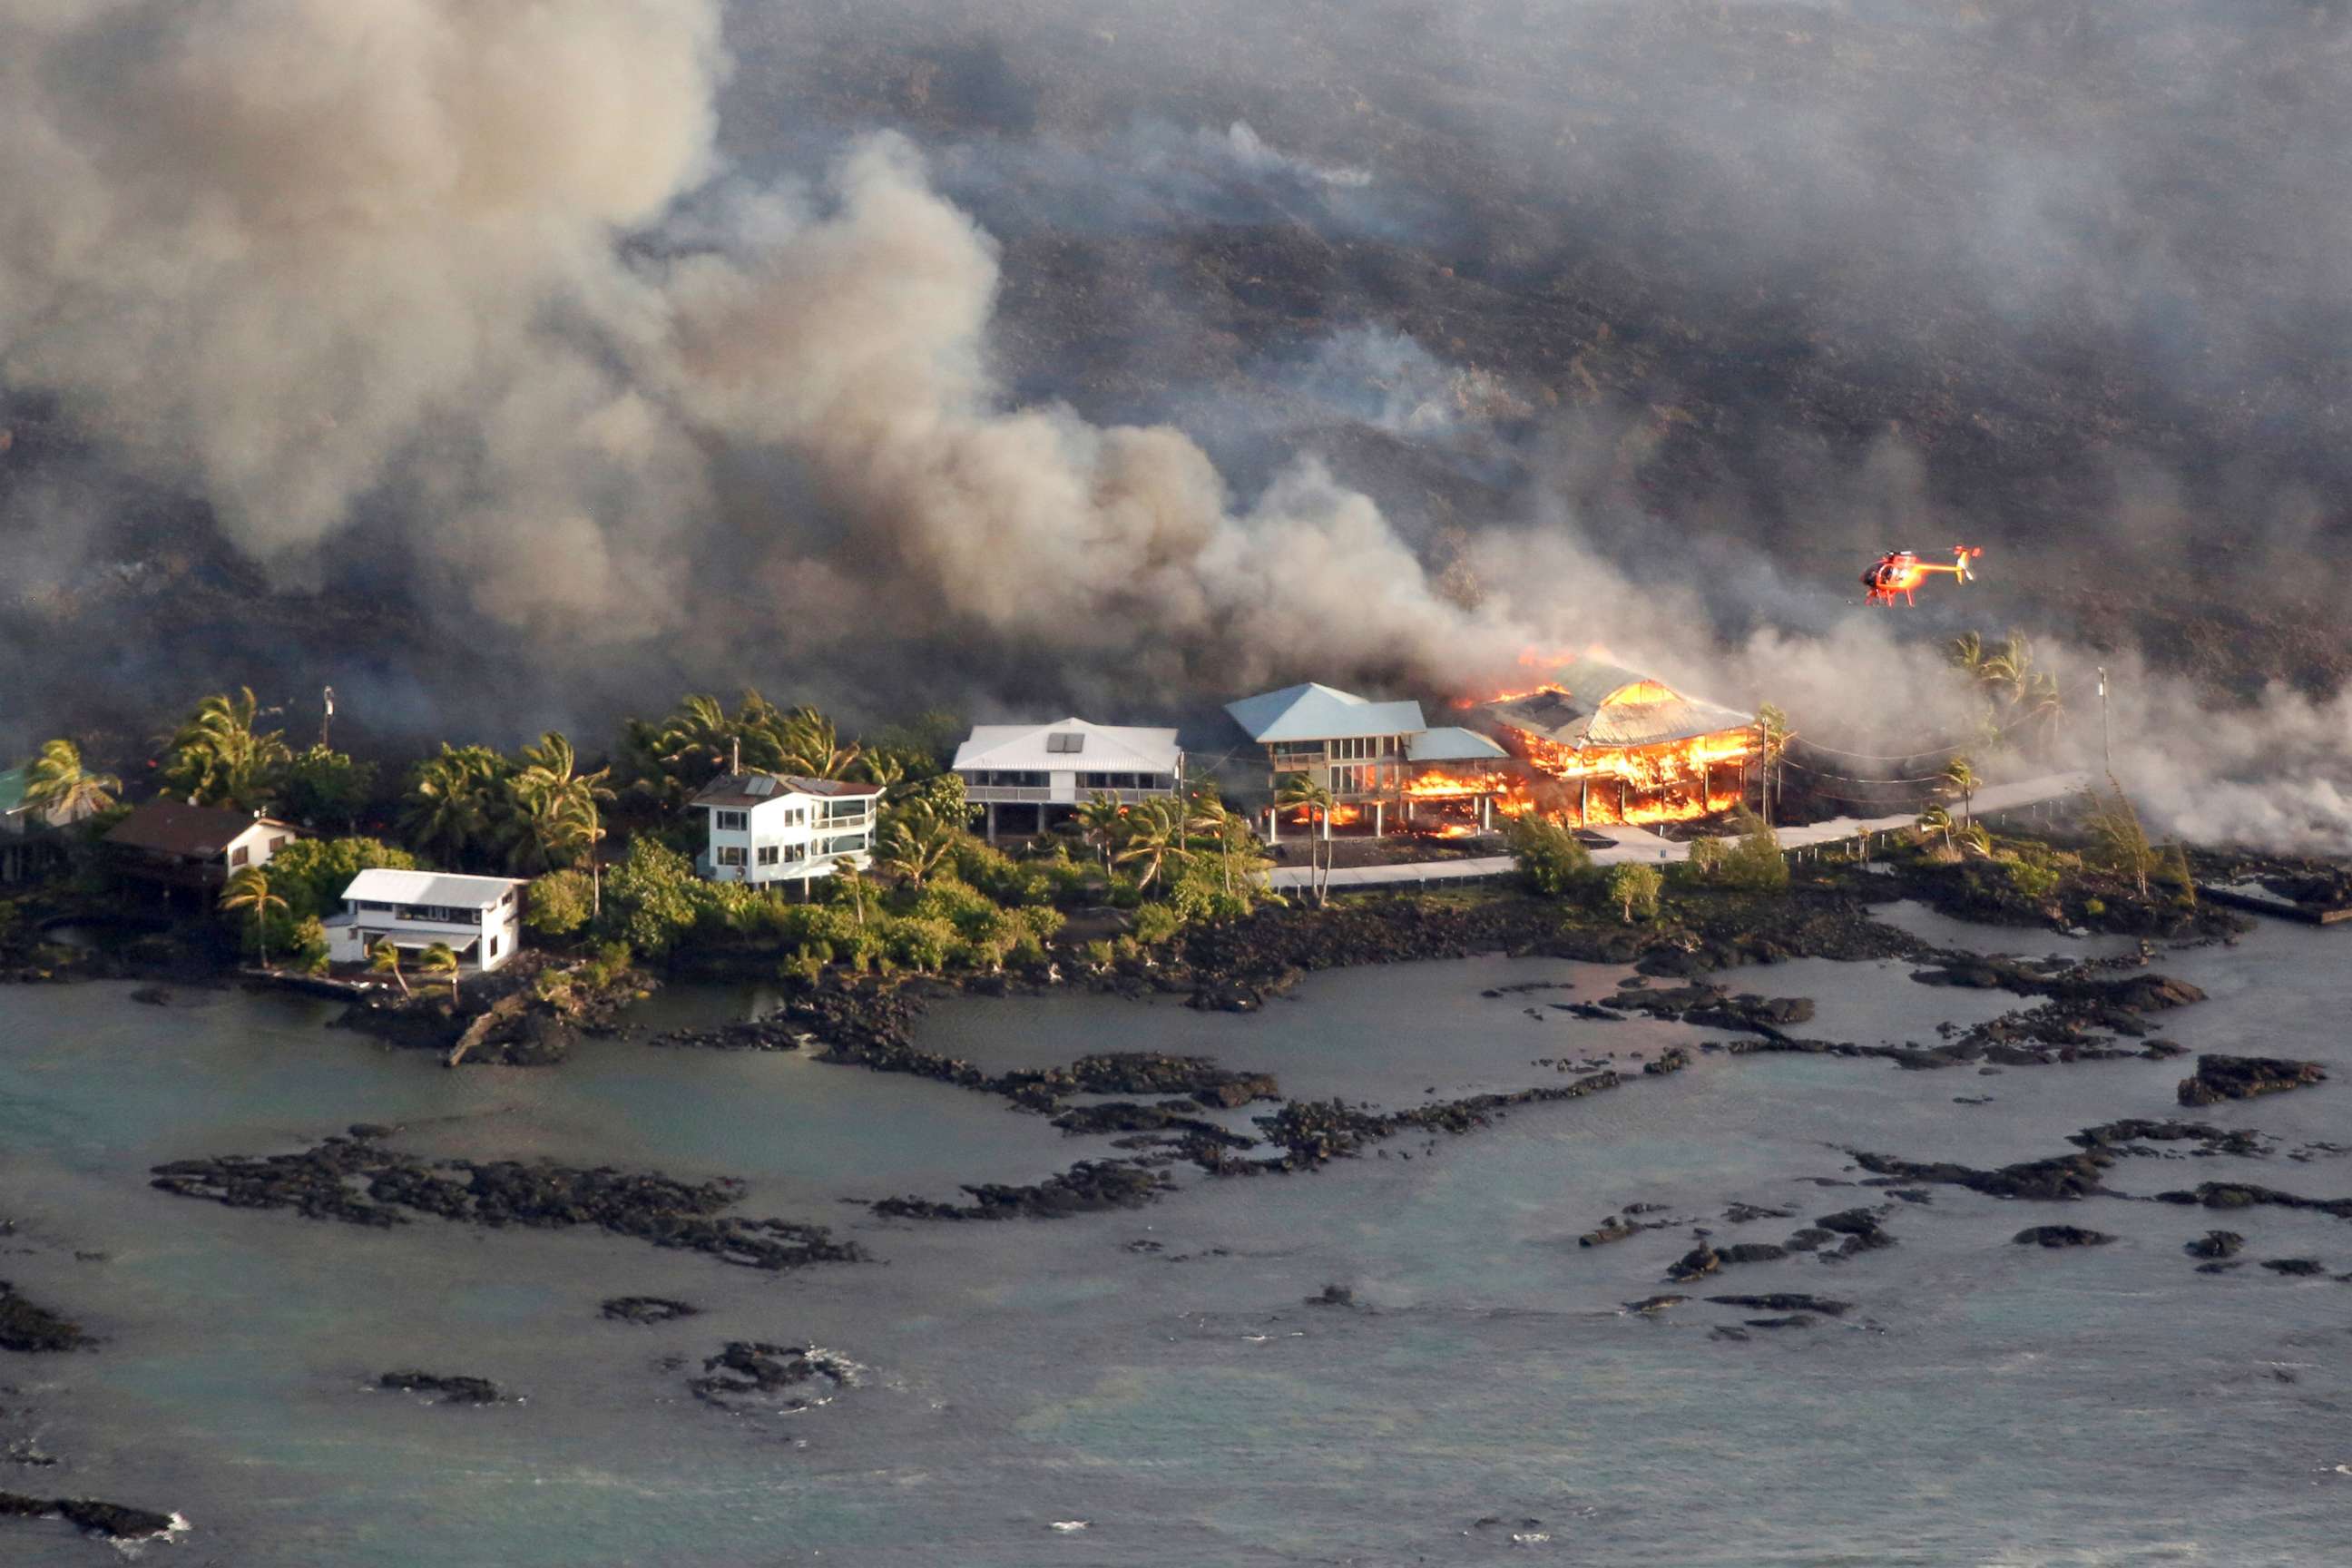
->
[2,0,2348,852]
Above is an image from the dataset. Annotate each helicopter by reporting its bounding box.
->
[1861,545,1982,606]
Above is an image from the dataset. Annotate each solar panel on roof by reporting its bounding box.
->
[746,776,778,797]
[1046,732,1085,753]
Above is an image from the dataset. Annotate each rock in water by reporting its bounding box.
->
[689,1342,859,1411]
[2177,1054,2327,1106]
[0,1283,92,1353]
[0,1493,179,1541]
[2184,1230,2244,1259]
[2014,1225,2115,1248]
[378,1370,504,1405]
[601,1296,701,1325]
[1704,1293,1855,1316]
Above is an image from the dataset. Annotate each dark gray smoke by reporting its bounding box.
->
[3,0,2348,845]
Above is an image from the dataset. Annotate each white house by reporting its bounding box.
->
[326,867,528,974]
[1224,682,1428,837]
[102,801,305,887]
[691,772,882,887]
[951,718,1183,840]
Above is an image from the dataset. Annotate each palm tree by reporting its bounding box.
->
[509,732,616,908]
[1112,798,1192,894]
[876,799,959,887]
[219,866,288,968]
[1916,803,1955,853]
[2019,670,2064,752]
[1754,702,1794,828]
[21,739,120,822]
[400,745,509,869]
[369,939,411,997]
[834,863,871,927]
[1943,755,1979,830]
[162,688,290,808]
[1274,774,1337,906]
[1946,631,1987,681]
[1185,793,1238,897]
[420,941,461,1004]
[858,751,908,799]
[778,706,860,779]
[1074,792,1127,872]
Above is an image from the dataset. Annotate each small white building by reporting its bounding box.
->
[326,867,528,974]
[951,718,1183,840]
[691,772,882,887]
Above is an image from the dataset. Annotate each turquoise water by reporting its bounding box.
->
[5,913,2351,1563]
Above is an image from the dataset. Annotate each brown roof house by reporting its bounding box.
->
[104,801,305,887]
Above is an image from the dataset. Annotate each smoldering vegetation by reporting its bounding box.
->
[4,1,2351,847]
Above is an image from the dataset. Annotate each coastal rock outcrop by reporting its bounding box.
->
[150,1134,865,1272]
[689,1342,858,1412]
[2014,1225,2114,1248]
[601,1296,701,1324]
[0,1493,179,1541]
[2176,1054,2327,1106]
[378,1371,504,1406]
[0,1284,91,1353]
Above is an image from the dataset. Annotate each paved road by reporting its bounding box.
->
[1264,771,2092,893]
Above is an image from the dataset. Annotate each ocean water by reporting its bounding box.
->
[3,906,2349,1565]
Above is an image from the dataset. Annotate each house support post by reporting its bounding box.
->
[985,803,996,845]
[1373,800,1384,837]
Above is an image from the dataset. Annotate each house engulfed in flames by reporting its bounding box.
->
[1476,657,1758,828]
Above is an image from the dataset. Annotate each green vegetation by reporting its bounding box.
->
[218,866,287,968]
[22,739,120,820]
[1716,810,1791,892]
[1607,862,1662,923]
[1504,815,1594,897]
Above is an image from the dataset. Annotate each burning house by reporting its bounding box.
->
[1476,658,1757,827]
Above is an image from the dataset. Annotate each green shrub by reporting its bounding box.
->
[1505,817,1594,897]
[525,869,593,936]
[1606,863,1663,923]
[2004,859,2062,902]
[1132,904,1182,946]
[1083,938,1115,969]
[599,839,698,956]
[1716,810,1789,892]
[1685,836,1729,878]
[883,916,955,973]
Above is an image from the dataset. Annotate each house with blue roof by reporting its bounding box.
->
[1226,681,1527,838]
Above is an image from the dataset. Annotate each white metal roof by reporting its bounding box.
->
[341,867,528,909]
[1223,683,1427,744]
[952,718,1181,774]
[1407,726,1508,763]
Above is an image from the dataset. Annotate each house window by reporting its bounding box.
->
[488,936,499,959]
[716,846,747,867]
[714,809,748,831]
[269,837,288,851]
[230,847,249,867]
[757,846,779,866]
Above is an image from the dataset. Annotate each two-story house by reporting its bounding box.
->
[950,718,1182,840]
[691,772,882,887]
[102,801,304,888]
[1223,683,1427,838]
[326,867,528,974]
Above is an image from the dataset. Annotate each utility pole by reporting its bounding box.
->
[2096,666,2112,776]
[321,686,336,750]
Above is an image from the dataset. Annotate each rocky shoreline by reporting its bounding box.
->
[149,1125,864,1273]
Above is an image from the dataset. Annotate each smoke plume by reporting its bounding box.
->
[2,0,2348,851]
